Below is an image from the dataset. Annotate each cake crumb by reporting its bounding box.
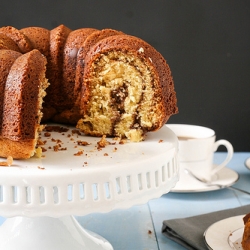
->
[51,138,62,143]
[158,139,163,143]
[119,139,127,144]
[97,135,109,149]
[37,139,46,145]
[97,135,116,149]
[44,132,51,137]
[77,140,90,146]
[72,129,81,135]
[74,150,84,156]
[53,145,59,152]
[41,147,47,152]
[0,156,13,167]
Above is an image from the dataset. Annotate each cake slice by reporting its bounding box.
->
[42,24,72,121]
[0,50,22,134]
[0,49,49,159]
[51,28,98,124]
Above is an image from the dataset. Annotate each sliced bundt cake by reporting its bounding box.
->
[0,24,177,159]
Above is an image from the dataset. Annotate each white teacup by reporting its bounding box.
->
[167,124,234,182]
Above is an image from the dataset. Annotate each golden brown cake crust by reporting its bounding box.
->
[0,33,20,51]
[2,49,47,141]
[0,50,22,134]
[78,29,124,60]
[59,28,97,114]
[20,27,50,57]
[0,26,32,53]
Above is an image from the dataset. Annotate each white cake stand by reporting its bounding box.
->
[0,124,179,250]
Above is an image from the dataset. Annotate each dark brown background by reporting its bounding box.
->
[0,0,249,151]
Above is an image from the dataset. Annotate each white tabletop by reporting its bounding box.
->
[0,152,249,250]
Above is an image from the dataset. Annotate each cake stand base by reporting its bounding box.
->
[0,216,113,250]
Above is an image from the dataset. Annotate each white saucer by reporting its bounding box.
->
[204,215,245,250]
[245,157,250,170]
[171,166,239,193]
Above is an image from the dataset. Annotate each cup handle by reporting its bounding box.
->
[211,139,234,175]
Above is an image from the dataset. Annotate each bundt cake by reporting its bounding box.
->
[242,213,250,250]
[0,24,178,159]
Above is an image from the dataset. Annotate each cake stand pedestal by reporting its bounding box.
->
[0,216,113,250]
[0,124,179,250]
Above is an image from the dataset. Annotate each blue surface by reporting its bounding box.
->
[0,152,250,250]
